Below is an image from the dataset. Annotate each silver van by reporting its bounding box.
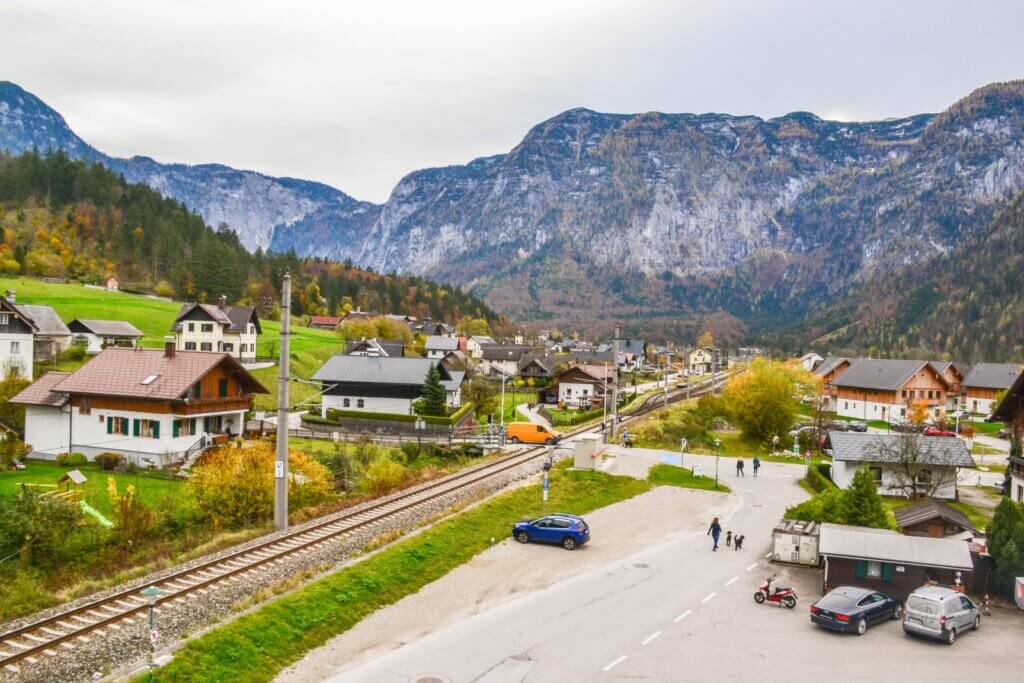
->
[903,586,980,644]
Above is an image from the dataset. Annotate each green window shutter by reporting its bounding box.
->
[203,417,210,432]
[106,416,113,434]
[152,421,160,439]
[190,418,197,433]
[173,420,180,438]
[218,378,228,397]
[132,419,140,436]
[882,563,894,582]
[854,560,867,579]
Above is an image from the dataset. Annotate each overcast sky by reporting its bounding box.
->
[2,1,1022,202]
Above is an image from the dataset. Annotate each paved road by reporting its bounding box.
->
[327,454,808,682]
[516,403,553,429]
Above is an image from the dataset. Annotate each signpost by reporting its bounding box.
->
[714,437,722,489]
[141,585,163,680]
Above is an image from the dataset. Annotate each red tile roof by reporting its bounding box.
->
[10,371,70,406]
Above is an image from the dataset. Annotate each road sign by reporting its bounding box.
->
[275,461,284,479]
[542,474,549,502]
[149,628,160,646]
[692,464,702,478]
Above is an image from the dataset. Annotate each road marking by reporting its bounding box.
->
[746,562,758,572]
[701,592,717,603]
[641,630,662,645]
[603,655,627,672]
[674,609,692,623]
[764,552,772,558]
[725,576,738,586]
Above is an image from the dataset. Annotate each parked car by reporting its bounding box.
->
[848,421,868,433]
[923,425,958,438]
[903,586,980,644]
[810,586,902,635]
[512,513,590,550]
[948,410,970,421]
[998,427,1013,440]
[506,421,560,445]
[827,420,851,432]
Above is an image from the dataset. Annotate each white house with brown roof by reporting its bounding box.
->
[68,318,144,354]
[833,359,950,423]
[0,295,36,378]
[11,341,268,466]
[172,297,261,361]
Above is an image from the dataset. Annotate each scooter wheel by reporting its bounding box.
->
[754,592,765,604]
[783,596,796,609]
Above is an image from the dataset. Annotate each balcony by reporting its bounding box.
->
[172,396,252,415]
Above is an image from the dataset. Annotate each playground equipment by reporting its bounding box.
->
[16,468,116,528]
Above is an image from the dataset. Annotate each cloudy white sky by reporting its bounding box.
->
[2,0,1022,202]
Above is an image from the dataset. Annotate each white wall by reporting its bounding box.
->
[559,381,595,406]
[0,331,33,378]
[446,387,461,408]
[323,394,413,416]
[965,396,998,415]
[832,460,958,500]
[177,323,225,352]
[23,405,69,454]
[1011,471,1024,503]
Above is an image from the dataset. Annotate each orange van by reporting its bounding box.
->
[506,421,560,445]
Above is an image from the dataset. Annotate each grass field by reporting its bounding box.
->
[648,463,731,492]
[0,459,186,517]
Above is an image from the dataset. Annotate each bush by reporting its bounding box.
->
[55,452,88,467]
[786,466,891,529]
[94,452,124,471]
[803,466,835,494]
[400,442,421,462]
[0,492,80,567]
[362,457,406,496]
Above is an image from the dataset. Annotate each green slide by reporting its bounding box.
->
[79,500,115,529]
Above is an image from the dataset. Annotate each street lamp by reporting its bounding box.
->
[141,584,164,680]
[714,437,722,489]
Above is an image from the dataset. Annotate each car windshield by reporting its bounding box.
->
[907,596,940,615]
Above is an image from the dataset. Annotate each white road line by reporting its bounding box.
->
[725,576,738,586]
[674,609,693,623]
[603,655,627,672]
[701,592,717,603]
[641,630,662,645]
[764,552,772,558]
[746,562,758,571]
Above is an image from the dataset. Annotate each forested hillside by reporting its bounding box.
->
[0,151,497,321]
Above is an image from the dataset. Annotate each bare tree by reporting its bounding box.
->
[868,432,957,499]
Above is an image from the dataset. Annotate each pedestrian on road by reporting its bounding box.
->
[725,530,732,547]
[736,459,745,477]
[707,517,722,551]
[752,456,761,477]
[622,428,630,448]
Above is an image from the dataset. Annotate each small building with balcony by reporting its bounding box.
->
[172,296,261,362]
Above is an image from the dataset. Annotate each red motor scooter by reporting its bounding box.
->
[754,576,797,608]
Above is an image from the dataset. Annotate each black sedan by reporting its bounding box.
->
[810,586,902,635]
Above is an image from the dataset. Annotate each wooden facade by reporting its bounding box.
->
[824,557,970,602]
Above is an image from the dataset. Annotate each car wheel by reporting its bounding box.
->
[516,531,529,544]
[754,592,765,604]
[892,603,903,620]
[545,438,554,445]
[782,596,796,609]
[510,437,520,444]
[973,616,981,631]
[562,536,577,550]
[945,628,956,645]
[855,618,867,636]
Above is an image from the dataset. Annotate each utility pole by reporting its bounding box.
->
[611,325,621,438]
[274,272,291,531]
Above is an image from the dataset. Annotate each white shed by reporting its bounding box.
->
[772,519,821,566]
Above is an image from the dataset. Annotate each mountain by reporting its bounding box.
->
[0,81,373,252]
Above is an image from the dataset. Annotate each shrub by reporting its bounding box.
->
[0,492,80,567]
[55,452,88,467]
[94,452,124,471]
[400,442,421,462]
[803,466,835,494]
[362,457,406,496]
[107,478,154,546]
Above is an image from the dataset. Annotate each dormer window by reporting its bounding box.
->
[141,374,160,385]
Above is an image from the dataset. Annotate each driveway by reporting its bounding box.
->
[516,403,553,430]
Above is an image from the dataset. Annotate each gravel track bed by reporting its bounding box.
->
[3,452,551,683]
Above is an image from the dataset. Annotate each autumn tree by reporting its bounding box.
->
[697,330,715,348]
[723,359,809,443]
[906,398,930,425]
[456,317,492,337]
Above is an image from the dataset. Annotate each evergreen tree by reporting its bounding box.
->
[842,467,891,529]
[988,498,1024,592]
[419,365,448,417]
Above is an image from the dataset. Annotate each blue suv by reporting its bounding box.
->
[513,514,590,550]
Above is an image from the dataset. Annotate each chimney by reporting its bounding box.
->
[4,289,14,303]
[164,336,176,359]
[218,295,228,309]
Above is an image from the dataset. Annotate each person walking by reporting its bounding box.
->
[752,456,761,478]
[736,459,745,477]
[707,516,722,551]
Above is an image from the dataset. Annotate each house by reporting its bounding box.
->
[105,277,119,291]
[172,297,261,361]
[414,319,454,337]
[688,347,720,375]
[465,335,496,360]
[833,359,950,422]
[345,338,405,357]
[15,303,71,361]
[68,319,144,355]
[384,313,416,325]
[799,352,824,372]
[439,349,470,372]
[991,368,1024,502]
[340,307,374,324]
[539,364,613,409]
[309,315,343,330]
[11,340,268,466]
[0,295,35,378]
[827,431,975,500]
[818,523,975,602]
[929,361,969,411]
[961,363,1022,415]
[425,335,459,360]
[893,498,979,539]
[479,344,532,377]
[813,357,851,411]
[312,355,465,416]
[518,354,556,380]
[617,338,647,370]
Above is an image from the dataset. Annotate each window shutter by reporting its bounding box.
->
[133,419,140,436]
[190,418,197,432]
[106,416,113,434]
[204,417,210,432]
[882,563,894,582]
[855,560,867,579]
[152,421,160,439]
[173,420,180,438]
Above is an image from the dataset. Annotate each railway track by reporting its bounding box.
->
[0,373,726,675]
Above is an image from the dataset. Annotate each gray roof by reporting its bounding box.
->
[893,498,979,535]
[69,318,144,338]
[833,359,935,391]
[173,302,259,334]
[312,355,450,385]
[818,523,974,570]
[441,370,466,393]
[15,304,70,336]
[618,338,646,357]
[963,363,1022,390]
[425,335,459,351]
[345,338,405,357]
[813,357,848,377]
[480,344,532,361]
[828,431,975,468]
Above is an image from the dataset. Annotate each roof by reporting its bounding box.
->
[619,338,646,357]
[962,362,1022,390]
[813,357,848,377]
[69,318,144,338]
[828,431,975,468]
[480,344,532,361]
[309,315,343,327]
[345,338,405,357]
[441,370,466,393]
[992,367,1024,423]
[15,304,70,336]
[46,348,267,399]
[0,297,37,331]
[173,303,260,334]
[312,355,452,385]
[893,498,979,535]
[518,354,553,373]
[425,335,459,351]
[10,371,70,406]
[818,523,974,570]
[469,335,496,345]
[834,359,943,391]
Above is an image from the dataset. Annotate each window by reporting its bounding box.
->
[221,343,234,353]
[10,341,19,354]
[844,402,849,410]
[357,399,365,408]
[184,342,196,350]
[201,323,214,333]
[218,378,228,397]
[901,407,907,417]
[187,322,195,332]
[869,466,883,485]
[79,398,91,415]
[137,419,160,438]
[173,418,197,437]
[192,383,201,400]
[0,313,8,325]
[916,469,933,486]
[107,416,129,435]
[200,342,213,351]
[141,373,160,386]
[866,561,882,579]
[343,398,351,407]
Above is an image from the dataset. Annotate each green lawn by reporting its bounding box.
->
[648,463,731,492]
[0,459,186,517]
[143,463,651,682]
[970,420,1006,435]
[497,389,539,424]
